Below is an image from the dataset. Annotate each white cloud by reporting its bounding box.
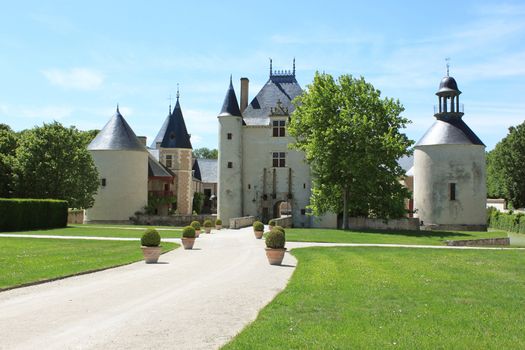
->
[42,68,105,90]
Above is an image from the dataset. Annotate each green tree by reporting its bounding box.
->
[0,124,18,197]
[192,192,204,214]
[487,122,525,208]
[193,147,218,159]
[14,122,99,208]
[288,73,413,229]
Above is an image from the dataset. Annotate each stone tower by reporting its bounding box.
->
[413,74,486,231]
[217,77,243,226]
[151,95,193,215]
[85,107,148,223]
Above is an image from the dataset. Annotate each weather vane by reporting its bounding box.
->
[445,57,451,76]
[167,94,173,114]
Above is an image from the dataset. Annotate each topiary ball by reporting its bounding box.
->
[141,228,161,247]
[190,221,201,230]
[215,218,222,225]
[265,229,285,249]
[273,225,285,234]
[253,221,264,232]
[182,226,196,238]
[203,219,213,227]
[268,219,276,226]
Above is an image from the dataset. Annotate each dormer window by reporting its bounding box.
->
[272,120,285,137]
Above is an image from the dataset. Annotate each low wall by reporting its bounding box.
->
[273,216,293,228]
[131,214,216,227]
[347,217,420,231]
[421,224,487,232]
[446,237,510,246]
[68,210,84,224]
[229,216,256,229]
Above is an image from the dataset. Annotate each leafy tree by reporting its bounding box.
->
[0,124,18,197]
[288,73,413,229]
[13,122,99,208]
[487,122,525,208]
[193,147,218,159]
[192,192,204,214]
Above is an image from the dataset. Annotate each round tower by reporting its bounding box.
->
[413,75,486,231]
[84,107,148,223]
[217,77,243,227]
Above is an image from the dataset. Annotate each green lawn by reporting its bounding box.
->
[285,228,509,245]
[0,237,178,290]
[224,247,525,349]
[2,225,182,238]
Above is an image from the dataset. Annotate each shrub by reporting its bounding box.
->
[215,218,222,225]
[141,228,161,247]
[268,219,276,226]
[190,221,201,230]
[182,226,196,238]
[253,221,264,232]
[265,229,286,249]
[0,198,68,231]
[273,225,285,234]
[203,219,213,228]
[488,209,525,234]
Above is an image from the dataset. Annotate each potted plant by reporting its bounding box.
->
[191,220,201,237]
[141,228,162,263]
[215,218,222,230]
[181,226,196,249]
[204,219,213,234]
[268,219,276,230]
[265,228,286,265]
[253,221,264,239]
[273,225,285,233]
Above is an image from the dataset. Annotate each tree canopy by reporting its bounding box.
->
[288,73,413,228]
[193,147,218,159]
[486,121,525,208]
[0,124,18,197]
[5,122,99,208]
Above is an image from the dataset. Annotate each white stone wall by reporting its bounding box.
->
[85,150,148,222]
[414,144,486,227]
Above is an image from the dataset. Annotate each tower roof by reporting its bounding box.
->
[151,98,192,149]
[192,158,202,181]
[437,76,461,95]
[88,107,146,152]
[415,118,484,146]
[219,77,242,117]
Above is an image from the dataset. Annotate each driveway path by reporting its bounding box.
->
[0,227,296,350]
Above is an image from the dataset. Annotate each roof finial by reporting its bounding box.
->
[269,58,273,77]
[176,83,180,101]
[445,57,450,76]
[167,94,172,115]
[293,57,296,76]
[116,103,120,113]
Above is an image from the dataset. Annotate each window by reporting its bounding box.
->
[101,178,106,187]
[303,183,306,189]
[449,183,456,201]
[227,133,232,140]
[228,161,233,168]
[165,155,173,168]
[272,152,286,167]
[301,209,306,215]
[272,120,286,137]
[248,184,251,189]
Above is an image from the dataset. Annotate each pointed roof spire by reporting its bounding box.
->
[88,106,146,152]
[219,76,242,117]
[269,58,273,77]
[152,93,192,149]
[446,57,450,76]
[293,58,296,76]
[176,83,180,101]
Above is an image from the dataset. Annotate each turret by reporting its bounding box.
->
[217,77,244,226]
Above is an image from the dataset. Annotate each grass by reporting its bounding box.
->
[285,228,509,245]
[2,225,182,238]
[224,247,525,349]
[0,237,178,290]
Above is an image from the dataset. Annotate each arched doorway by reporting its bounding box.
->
[273,200,292,219]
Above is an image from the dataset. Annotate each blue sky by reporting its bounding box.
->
[1,1,524,151]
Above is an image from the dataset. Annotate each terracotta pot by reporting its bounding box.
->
[215,225,222,230]
[141,246,162,263]
[254,230,264,239]
[265,248,286,265]
[205,227,212,234]
[181,237,195,250]
[195,229,201,238]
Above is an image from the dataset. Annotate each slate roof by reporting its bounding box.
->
[219,78,242,117]
[242,73,303,126]
[437,76,461,94]
[151,99,192,149]
[148,154,174,178]
[88,107,146,152]
[197,158,217,183]
[192,159,202,181]
[416,118,484,147]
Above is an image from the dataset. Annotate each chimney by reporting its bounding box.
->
[137,136,147,147]
[240,77,249,113]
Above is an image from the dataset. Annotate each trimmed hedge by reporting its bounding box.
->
[488,208,525,234]
[0,198,68,231]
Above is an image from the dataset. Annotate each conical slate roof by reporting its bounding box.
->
[151,98,192,149]
[415,118,484,146]
[219,77,242,117]
[88,107,146,152]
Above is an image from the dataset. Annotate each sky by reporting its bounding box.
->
[1,0,524,151]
